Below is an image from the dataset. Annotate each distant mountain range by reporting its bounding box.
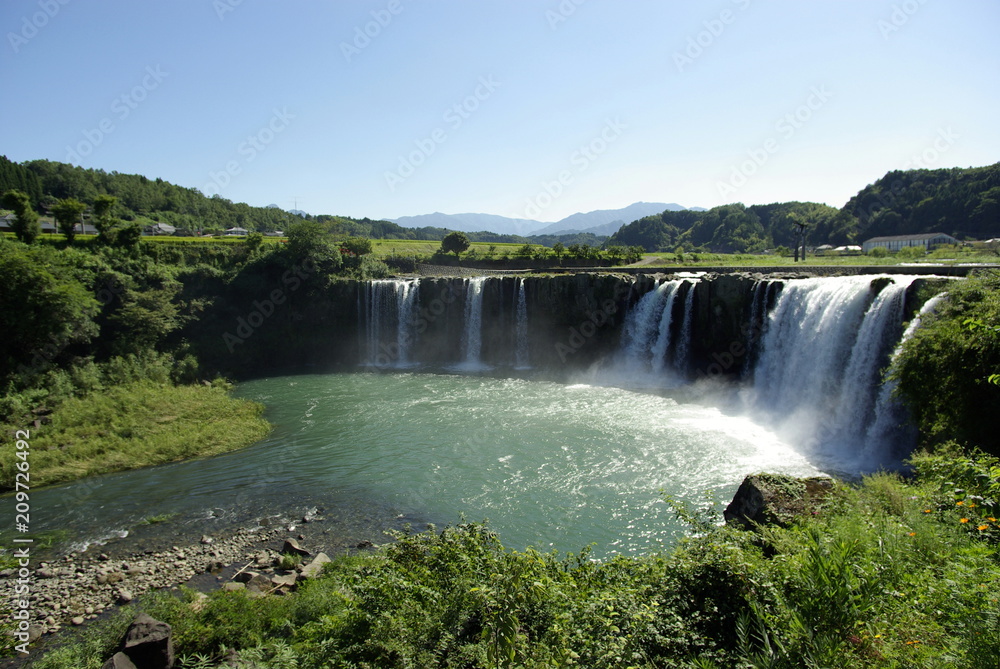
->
[389,202,699,238]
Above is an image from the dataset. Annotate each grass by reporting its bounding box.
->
[631,246,1000,268]
[21,451,1000,668]
[0,381,271,491]
[370,238,526,257]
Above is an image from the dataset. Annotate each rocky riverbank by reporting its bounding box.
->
[1,515,386,659]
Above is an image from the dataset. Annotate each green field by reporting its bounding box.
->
[0,381,271,491]
[10,232,999,269]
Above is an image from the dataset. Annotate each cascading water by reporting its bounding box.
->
[621,279,667,365]
[863,292,949,460]
[362,279,419,367]
[395,280,419,366]
[828,279,912,449]
[618,279,688,378]
[514,278,530,368]
[673,282,698,376]
[742,279,775,378]
[750,275,918,468]
[650,281,682,372]
[461,277,487,369]
[28,272,956,560]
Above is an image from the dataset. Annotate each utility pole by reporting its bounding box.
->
[791,218,808,262]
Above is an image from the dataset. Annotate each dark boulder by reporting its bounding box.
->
[724,474,835,530]
[106,614,174,669]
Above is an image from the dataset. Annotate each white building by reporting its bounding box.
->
[862,232,958,253]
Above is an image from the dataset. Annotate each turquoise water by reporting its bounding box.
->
[234,372,822,555]
[21,372,824,558]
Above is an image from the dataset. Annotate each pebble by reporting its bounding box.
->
[0,523,348,642]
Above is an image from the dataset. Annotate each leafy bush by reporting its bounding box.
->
[30,459,1000,668]
[892,271,1000,453]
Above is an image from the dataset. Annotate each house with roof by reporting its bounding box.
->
[224,227,249,236]
[861,232,959,253]
[0,213,58,234]
[144,222,177,236]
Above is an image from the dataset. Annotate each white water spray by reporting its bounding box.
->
[363,279,420,367]
[462,277,487,367]
[515,278,529,368]
[750,275,919,468]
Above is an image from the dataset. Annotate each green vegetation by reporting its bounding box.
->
[1,189,41,244]
[50,197,86,244]
[608,164,1000,253]
[3,154,1000,665]
[0,381,269,490]
[27,451,1000,668]
[15,158,298,234]
[5,156,999,255]
[440,230,471,258]
[620,244,1000,268]
[607,202,856,253]
[893,271,1000,454]
[845,163,1000,241]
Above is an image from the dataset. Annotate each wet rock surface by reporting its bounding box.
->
[0,509,399,664]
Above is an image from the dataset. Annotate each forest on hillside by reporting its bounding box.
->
[607,163,1000,252]
[844,163,1000,241]
[3,157,998,253]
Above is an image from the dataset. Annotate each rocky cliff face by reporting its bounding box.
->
[206,271,950,381]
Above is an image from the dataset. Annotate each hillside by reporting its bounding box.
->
[844,163,1000,240]
[391,203,690,238]
[388,212,544,236]
[0,158,608,246]
[5,158,998,252]
[608,163,1000,253]
[607,202,853,253]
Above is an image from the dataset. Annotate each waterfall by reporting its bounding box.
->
[395,280,419,366]
[673,281,698,376]
[461,277,487,368]
[363,279,419,368]
[742,279,774,378]
[618,279,689,377]
[828,280,912,447]
[650,281,682,371]
[514,278,529,368]
[750,275,918,467]
[862,292,949,460]
[621,279,667,366]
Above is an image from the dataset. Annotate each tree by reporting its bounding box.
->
[115,221,143,249]
[340,236,374,256]
[92,194,120,244]
[440,231,470,259]
[552,242,565,264]
[285,220,342,276]
[2,189,41,244]
[892,273,1000,453]
[51,197,87,244]
[0,244,100,383]
[245,231,264,255]
[603,246,624,265]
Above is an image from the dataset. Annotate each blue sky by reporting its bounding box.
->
[2,1,997,222]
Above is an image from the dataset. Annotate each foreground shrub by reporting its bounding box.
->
[23,454,1000,668]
